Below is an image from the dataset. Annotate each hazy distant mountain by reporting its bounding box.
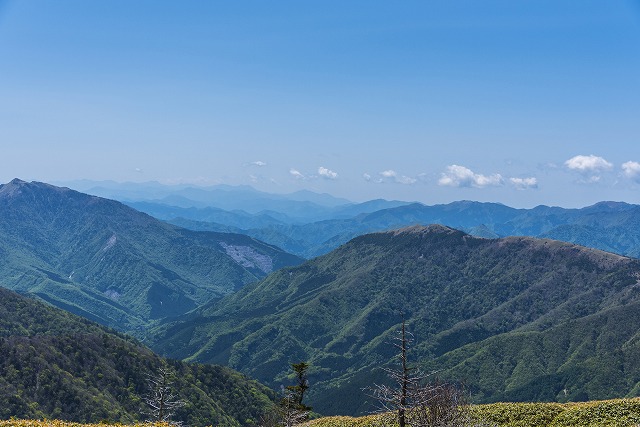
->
[0,179,303,332]
[163,200,640,259]
[125,201,288,229]
[150,226,640,415]
[59,180,355,220]
[0,286,275,425]
[59,180,412,223]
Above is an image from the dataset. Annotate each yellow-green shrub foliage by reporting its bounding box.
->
[0,422,173,427]
[305,398,640,427]
[304,414,382,427]
[471,402,565,427]
[549,399,640,427]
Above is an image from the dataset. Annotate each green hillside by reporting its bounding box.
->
[0,286,275,426]
[0,179,303,332]
[150,225,640,415]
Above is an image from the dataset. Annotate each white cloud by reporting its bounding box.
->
[510,177,538,190]
[318,166,338,180]
[396,175,417,184]
[565,155,612,172]
[375,169,417,185]
[363,173,372,182]
[438,165,504,188]
[250,160,267,167]
[564,154,613,183]
[622,161,640,182]
[289,168,306,180]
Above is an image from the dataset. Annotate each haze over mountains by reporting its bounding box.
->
[65,180,640,259]
[0,179,303,332]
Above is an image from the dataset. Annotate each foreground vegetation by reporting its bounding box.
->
[0,422,172,427]
[304,399,640,427]
[5,399,640,427]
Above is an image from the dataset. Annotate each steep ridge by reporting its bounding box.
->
[0,179,303,332]
[150,225,640,415]
[0,286,275,426]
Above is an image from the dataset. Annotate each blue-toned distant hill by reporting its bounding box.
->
[60,179,411,224]
[61,180,640,260]
[63,180,360,221]
[0,179,303,332]
[150,225,640,416]
[156,200,640,259]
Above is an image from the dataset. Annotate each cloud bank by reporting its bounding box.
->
[289,168,306,180]
[565,155,613,172]
[318,166,338,180]
[377,170,417,184]
[622,161,640,182]
[510,177,538,190]
[438,165,504,188]
[565,154,612,183]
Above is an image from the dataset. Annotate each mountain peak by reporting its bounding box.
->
[584,201,634,211]
[0,179,81,203]
[389,223,461,236]
[0,178,29,198]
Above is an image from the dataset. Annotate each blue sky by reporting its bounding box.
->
[1,1,639,207]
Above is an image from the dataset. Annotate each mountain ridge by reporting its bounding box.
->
[149,225,640,415]
[0,179,303,332]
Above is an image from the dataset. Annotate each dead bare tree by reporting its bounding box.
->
[145,363,186,424]
[369,318,421,427]
[408,379,471,427]
[278,387,311,427]
[368,319,484,427]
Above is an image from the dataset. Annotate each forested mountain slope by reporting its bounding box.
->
[0,179,302,332]
[0,286,275,426]
[150,225,640,415]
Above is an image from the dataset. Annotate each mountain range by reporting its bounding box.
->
[142,200,640,260]
[0,179,303,332]
[61,179,407,223]
[75,180,640,260]
[148,225,640,416]
[6,178,640,421]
